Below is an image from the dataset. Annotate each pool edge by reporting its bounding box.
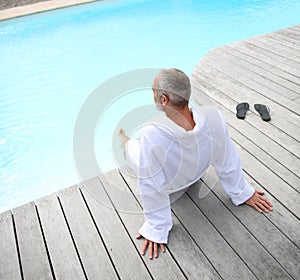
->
[0,0,101,21]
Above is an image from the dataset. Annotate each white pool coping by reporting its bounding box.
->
[0,0,99,21]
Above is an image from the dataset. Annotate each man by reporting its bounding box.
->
[119,68,272,260]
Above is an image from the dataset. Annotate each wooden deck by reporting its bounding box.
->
[1,25,300,279]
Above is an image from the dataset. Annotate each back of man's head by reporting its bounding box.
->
[156,68,191,109]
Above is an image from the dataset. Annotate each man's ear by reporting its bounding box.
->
[161,94,168,105]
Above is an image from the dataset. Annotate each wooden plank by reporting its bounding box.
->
[193,64,300,143]
[187,181,293,279]
[231,40,300,84]
[0,210,22,280]
[246,37,300,63]
[102,170,187,279]
[235,141,300,218]
[197,57,299,124]
[243,174,300,249]
[214,46,300,95]
[277,28,300,39]
[289,25,300,30]
[267,32,300,47]
[168,217,222,280]
[79,177,151,279]
[253,35,300,58]
[226,127,300,248]
[57,185,118,279]
[191,74,300,171]
[35,193,86,279]
[287,25,300,33]
[194,65,300,146]
[262,34,300,51]
[230,41,300,77]
[228,41,300,88]
[196,59,300,119]
[197,68,300,151]
[13,202,52,280]
[191,74,300,175]
[243,39,300,71]
[228,125,300,193]
[278,28,300,41]
[286,30,300,38]
[119,167,222,280]
[199,169,300,279]
[204,49,299,101]
[222,44,300,92]
[172,193,257,280]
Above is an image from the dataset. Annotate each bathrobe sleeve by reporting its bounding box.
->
[137,126,173,244]
[213,113,255,205]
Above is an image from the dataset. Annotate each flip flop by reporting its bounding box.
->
[254,104,271,121]
[236,102,249,119]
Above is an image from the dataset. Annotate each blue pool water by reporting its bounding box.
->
[0,0,299,212]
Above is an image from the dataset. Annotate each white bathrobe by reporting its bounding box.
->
[125,105,254,244]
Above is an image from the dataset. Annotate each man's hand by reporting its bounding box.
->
[136,233,165,259]
[245,190,273,213]
[118,128,130,148]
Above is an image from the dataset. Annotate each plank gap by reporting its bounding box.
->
[263,35,300,52]
[192,76,300,166]
[243,169,299,222]
[11,213,24,280]
[197,61,300,122]
[202,179,299,278]
[170,209,224,280]
[244,41,300,71]
[118,170,143,209]
[184,192,259,280]
[230,41,300,79]
[222,46,300,89]
[203,52,299,103]
[57,196,88,280]
[230,133,300,194]
[118,170,190,280]
[34,204,56,280]
[119,168,223,280]
[245,40,300,66]
[98,177,154,280]
[163,246,188,280]
[78,187,121,280]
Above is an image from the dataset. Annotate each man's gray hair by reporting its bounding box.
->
[156,68,191,108]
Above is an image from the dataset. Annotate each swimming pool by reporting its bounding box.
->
[1,0,300,212]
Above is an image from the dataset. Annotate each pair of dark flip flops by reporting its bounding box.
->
[236,102,271,121]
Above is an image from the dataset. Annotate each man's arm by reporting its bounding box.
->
[136,126,173,258]
[120,126,172,258]
[138,177,172,243]
[213,113,272,212]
